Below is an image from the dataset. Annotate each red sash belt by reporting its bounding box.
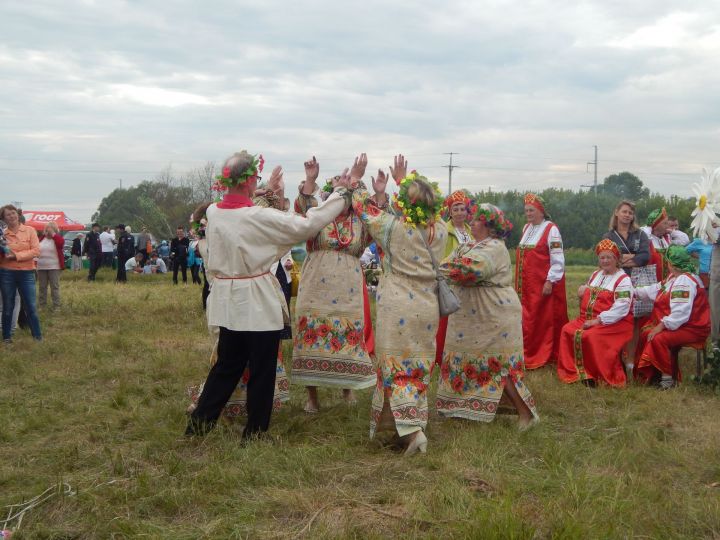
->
[215,272,270,280]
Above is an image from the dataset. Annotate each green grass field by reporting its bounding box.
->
[2,267,720,539]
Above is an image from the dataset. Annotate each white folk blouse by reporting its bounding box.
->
[205,191,346,332]
[518,220,565,283]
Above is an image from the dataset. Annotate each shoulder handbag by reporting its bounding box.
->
[419,227,461,317]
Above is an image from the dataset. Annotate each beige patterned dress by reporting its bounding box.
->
[291,192,376,389]
[352,190,448,437]
[436,238,538,421]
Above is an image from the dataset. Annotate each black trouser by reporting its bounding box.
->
[201,265,210,311]
[102,252,113,267]
[87,254,102,281]
[116,255,129,282]
[190,264,202,284]
[186,327,280,438]
[172,259,187,284]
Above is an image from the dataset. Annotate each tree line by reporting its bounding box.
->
[478,172,695,249]
[93,168,696,248]
[92,163,216,239]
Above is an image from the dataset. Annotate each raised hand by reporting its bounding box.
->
[389,154,407,183]
[304,156,320,182]
[371,169,388,194]
[267,165,284,194]
[334,167,351,188]
[350,153,368,182]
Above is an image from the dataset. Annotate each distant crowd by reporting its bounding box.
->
[72,222,204,286]
[0,206,206,343]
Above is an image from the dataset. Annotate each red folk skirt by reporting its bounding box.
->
[635,274,710,381]
[515,223,568,369]
[557,276,632,387]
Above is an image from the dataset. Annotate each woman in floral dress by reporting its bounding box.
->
[351,154,447,455]
[292,156,376,412]
[437,202,537,427]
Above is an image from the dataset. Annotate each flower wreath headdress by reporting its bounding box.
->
[212,151,265,191]
[322,176,340,194]
[471,202,513,239]
[391,170,443,227]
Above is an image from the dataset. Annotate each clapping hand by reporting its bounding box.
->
[350,153,368,182]
[389,154,408,184]
[371,169,388,195]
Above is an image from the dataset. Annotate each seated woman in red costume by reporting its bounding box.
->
[635,245,710,388]
[557,239,634,387]
[514,193,568,369]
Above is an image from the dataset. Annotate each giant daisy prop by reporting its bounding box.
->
[690,167,720,242]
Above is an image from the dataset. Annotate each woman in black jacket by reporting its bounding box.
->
[603,199,652,371]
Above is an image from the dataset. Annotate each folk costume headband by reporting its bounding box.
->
[646,207,667,229]
[442,190,472,222]
[665,245,697,274]
[473,202,513,240]
[595,238,621,259]
[524,193,549,218]
[391,170,443,227]
[445,190,471,209]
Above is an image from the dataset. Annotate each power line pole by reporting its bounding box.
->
[582,145,598,194]
[443,152,460,195]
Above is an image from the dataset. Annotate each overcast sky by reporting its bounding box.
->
[1,0,719,223]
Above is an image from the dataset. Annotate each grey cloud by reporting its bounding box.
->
[1,0,719,222]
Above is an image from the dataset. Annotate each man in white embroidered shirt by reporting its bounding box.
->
[186,150,350,440]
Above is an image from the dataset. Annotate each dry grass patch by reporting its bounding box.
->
[1,267,720,538]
